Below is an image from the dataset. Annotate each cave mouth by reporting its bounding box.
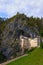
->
[18,29,31,38]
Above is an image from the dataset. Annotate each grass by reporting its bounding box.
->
[7,48,43,65]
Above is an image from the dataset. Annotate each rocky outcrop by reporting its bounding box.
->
[1,13,40,58]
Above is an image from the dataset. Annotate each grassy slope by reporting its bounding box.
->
[7,48,43,65]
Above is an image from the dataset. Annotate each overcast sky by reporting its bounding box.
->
[0,0,43,18]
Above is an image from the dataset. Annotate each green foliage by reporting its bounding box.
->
[0,51,6,63]
[40,42,43,48]
[24,49,28,54]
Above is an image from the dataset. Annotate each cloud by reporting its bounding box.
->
[0,0,43,18]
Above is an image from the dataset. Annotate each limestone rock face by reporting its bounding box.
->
[1,14,39,58]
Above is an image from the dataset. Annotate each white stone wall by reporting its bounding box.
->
[20,39,24,48]
[28,38,38,48]
[20,35,40,49]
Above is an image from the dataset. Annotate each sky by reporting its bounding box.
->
[0,0,43,18]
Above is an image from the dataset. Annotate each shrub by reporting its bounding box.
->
[24,49,28,54]
[40,42,43,48]
[0,51,6,63]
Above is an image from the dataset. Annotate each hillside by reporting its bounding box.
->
[0,13,43,36]
[0,13,43,62]
[7,48,43,65]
